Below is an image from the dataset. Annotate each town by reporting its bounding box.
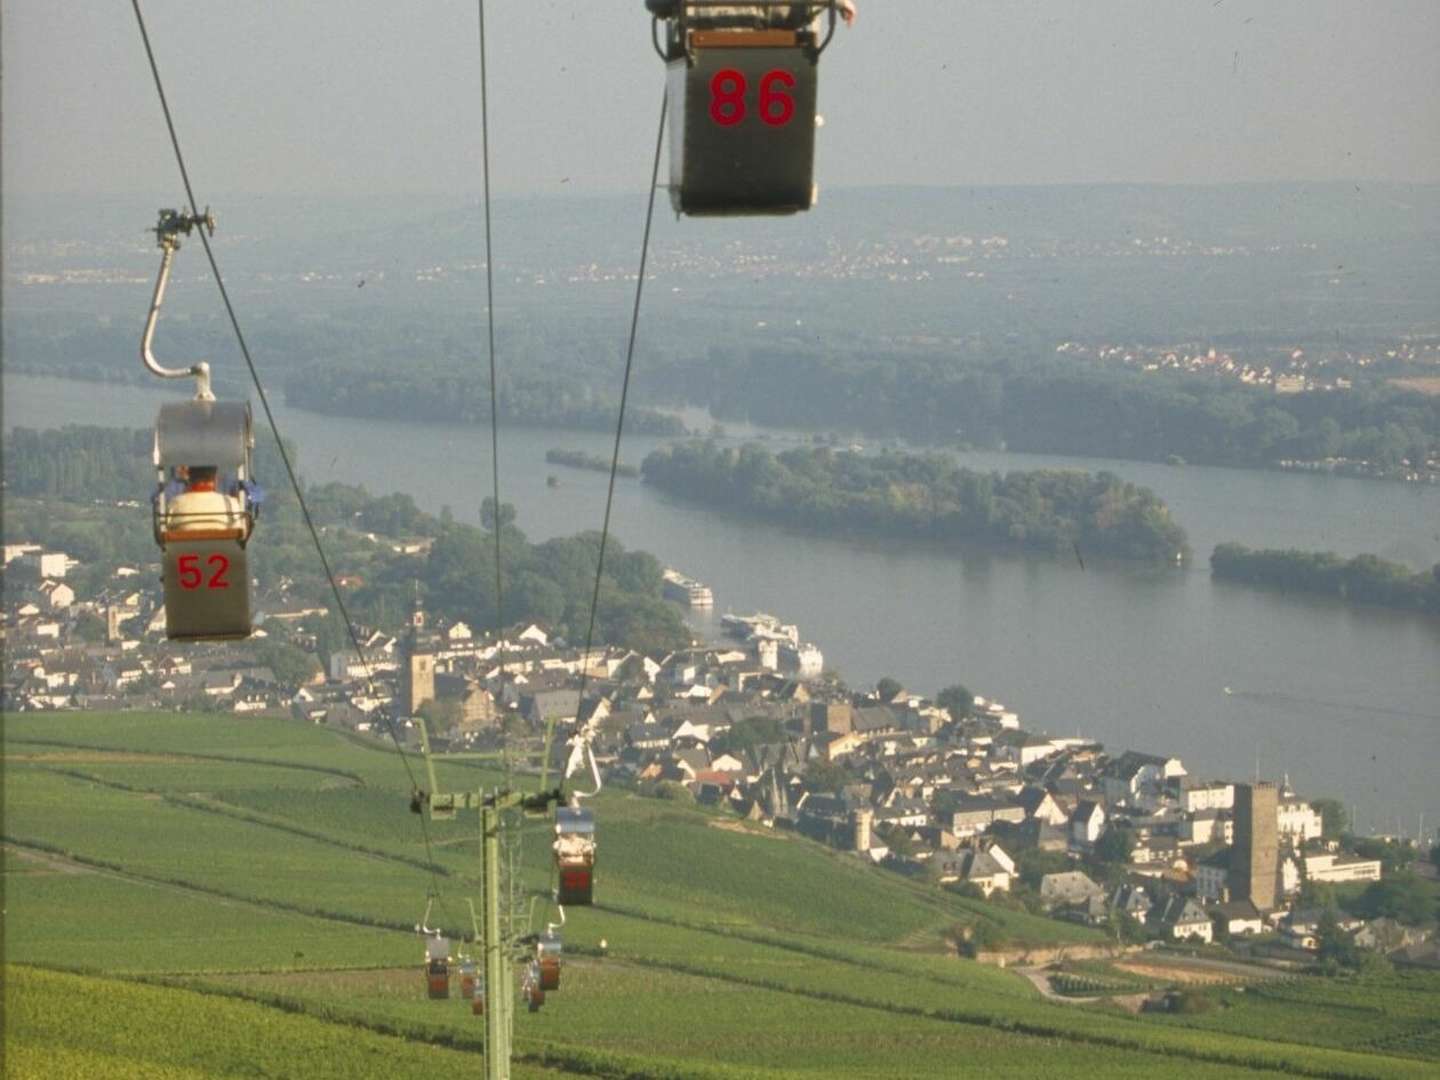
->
[6,538,1434,974]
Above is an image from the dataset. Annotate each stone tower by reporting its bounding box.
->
[403,647,435,717]
[1232,782,1279,911]
[851,807,874,853]
[401,586,435,716]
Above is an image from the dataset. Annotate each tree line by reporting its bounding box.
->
[13,310,1435,476]
[1210,543,1440,614]
[641,442,1190,563]
[642,349,1438,474]
[545,448,639,477]
[4,426,154,499]
[284,368,685,436]
[3,424,690,656]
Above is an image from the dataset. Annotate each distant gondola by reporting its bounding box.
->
[554,805,597,906]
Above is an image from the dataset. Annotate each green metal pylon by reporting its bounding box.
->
[414,719,561,1080]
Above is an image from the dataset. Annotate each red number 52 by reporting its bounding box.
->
[178,553,230,590]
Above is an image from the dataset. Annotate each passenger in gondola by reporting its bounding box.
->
[645,1,854,30]
[166,465,245,532]
[230,476,265,520]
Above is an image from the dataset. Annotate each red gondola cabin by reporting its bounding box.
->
[554,806,596,906]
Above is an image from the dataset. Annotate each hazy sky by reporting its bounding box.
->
[5,1,1438,199]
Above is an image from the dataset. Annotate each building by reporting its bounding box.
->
[949,795,1026,838]
[15,550,70,580]
[1193,848,1232,902]
[1155,896,1214,943]
[400,605,436,717]
[1276,796,1323,843]
[1210,900,1266,937]
[1181,780,1234,814]
[1069,799,1106,849]
[1102,750,1186,808]
[851,807,874,852]
[1038,870,1103,910]
[1232,782,1279,911]
[1304,851,1382,884]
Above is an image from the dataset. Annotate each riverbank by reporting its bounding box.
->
[1212,544,1440,616]
[6,373,1439,835]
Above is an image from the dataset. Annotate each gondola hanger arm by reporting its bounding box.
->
[142,208,217,401]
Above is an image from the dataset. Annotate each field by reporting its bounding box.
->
[5,711,1439,1078]
[1386,376,1440,397]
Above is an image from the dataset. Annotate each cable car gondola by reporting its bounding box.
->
[142,210,260,641]
[523,961,546,1012]
[424,934,451,999]
[554,805,596,906]
[647,2,848,216]
[459,955,478,1000]
[536,929,562,991]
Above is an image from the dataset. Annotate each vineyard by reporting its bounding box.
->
[5,711,1438,1078]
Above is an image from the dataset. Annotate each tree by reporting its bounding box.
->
[72,610,107,643]
[653,780,695,804]
[303,613,354,670]
[711,716,786,757]
[1095,825,1133,865]
[1171,990,1216,1015]
[964,919,1009,953]
[1312,798,1347,842]
[804,760,850,795]
[480,497,517,531]
[1351,873,1437,925]
[253,641,322,690]
[1017,848,1072,890]
[1350,836,1416,875]
[937,684,974,719]
[1316,907,1358,970]
[417,697,463,734]
[596,592,690,658]
[876,676,903,701]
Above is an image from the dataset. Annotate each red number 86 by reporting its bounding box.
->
[709,69,796,128]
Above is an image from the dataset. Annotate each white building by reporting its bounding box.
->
[780,641,824,680]
[19,551,70,579]
[1181,810,1233,846]
[1070,800,1106,848]
[1181,781,1235,814]
[1304,852,1382,884]
[1276,797,1323,843]
[4,543,42,564]
[42,582,75,610]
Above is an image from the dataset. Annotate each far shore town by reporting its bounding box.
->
[5,543,1435,967]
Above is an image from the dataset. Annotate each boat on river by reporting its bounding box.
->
[662,568,713,608]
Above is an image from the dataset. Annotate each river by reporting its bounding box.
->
[6,373,1439,838]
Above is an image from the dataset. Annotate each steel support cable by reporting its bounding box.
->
[128,0,458,930]
[476,0,507,679]
[473,0,530,956]
[538,91,668,792]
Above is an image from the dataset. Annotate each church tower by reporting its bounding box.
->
[401,585,435,716]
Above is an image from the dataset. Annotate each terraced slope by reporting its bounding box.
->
[5,711,1437,1079]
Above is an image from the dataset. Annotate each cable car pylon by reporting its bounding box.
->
[414,719,562,1080]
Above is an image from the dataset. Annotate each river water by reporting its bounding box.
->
[6,374,1438,837]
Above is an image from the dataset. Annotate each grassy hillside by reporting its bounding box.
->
[4,966,558,1080]
[5,711,1438,1078]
